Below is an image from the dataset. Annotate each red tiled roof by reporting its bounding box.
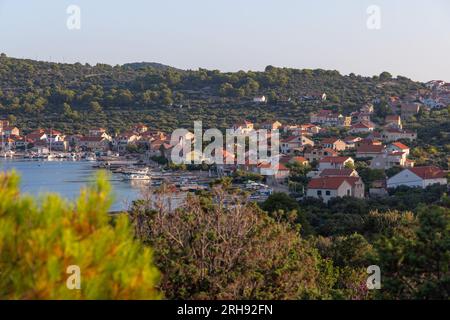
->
[308,177,350,190]
[319,169,356,177]
[391,142,409,150]
[321,138,340,144]
[80,136,107,142]
[352,122,374,129]
[409,166,445,179]
[319,156,352,164]
[281,136,299,143]
[291,156,307,163]
[357,144,385,153]
[386,115,401,121]
[257,162,289,171]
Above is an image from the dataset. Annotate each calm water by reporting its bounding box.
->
[0,159,145,211]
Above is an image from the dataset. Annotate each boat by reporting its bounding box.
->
[123,173,151,181]
[85,154,97,161]
[0,150,15,158]
[119,166,150,175]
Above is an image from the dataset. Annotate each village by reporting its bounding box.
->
[1,83,448,204]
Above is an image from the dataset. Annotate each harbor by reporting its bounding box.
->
[0,154,274,211]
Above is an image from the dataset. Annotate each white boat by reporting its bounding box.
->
[0,150,15,158]
[120,166,150,175]
[85,154,97,161]
[123,173,151,181]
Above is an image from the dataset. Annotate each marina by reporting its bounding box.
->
[0,155,273,211]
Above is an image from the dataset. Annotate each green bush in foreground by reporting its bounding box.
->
[0,171,161,300]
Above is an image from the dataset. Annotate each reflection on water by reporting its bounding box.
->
[0,159,147,211]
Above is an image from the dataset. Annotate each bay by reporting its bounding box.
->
[0,159,143,211]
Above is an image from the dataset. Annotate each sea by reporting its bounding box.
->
[0,159,148,211]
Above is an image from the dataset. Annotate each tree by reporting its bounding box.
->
[374,205,449,299]
[89,101,102,113]
[130,188,322,299]
[219,83,234,97]
[379,71,392,81]
[7,114,16,125]
[0,171,161,299]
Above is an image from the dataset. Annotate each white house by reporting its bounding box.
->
[253,96,267,103]
[387,166,447,189]
[349,121,375,134]
[318,156,354,171]
[307,176,365,203]
[280,136,314,154]
[387,142,410,156]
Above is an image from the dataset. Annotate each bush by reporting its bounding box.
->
[0,171,161,300]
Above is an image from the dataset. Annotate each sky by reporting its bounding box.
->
[0,0,449,82]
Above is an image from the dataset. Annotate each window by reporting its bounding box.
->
[347,189,351,196]
[317,190,322,196]
[325,191,331,196]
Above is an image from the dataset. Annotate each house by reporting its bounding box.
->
[13,137,29,150]
[352,111,371,123]
[321,138,347,151]
[300,124,321,135]
[360,103,375,114]
[310,110,351,127]
[280,136,314,154]
[257,162,290,181]
[319,168,359,177]
[385,115,402,130]
[79,136,110,152]
[302,92,327,102]
[134,124,149,134]
[344,136,363,149]
[31,141,50,155]
[388,142,410,156]
[349,121,375,134]
[318,156,354,171]
[89,127,107,136]
[370,150,414,170]
[382,129,417,142]
[47,133,64,144]
[260,121,282,131]
[280,155,309,166]
[51,140,69,152]
[303,147,338,162]
[114,132,140,152]
[426,80,446,90]
[387,166,447,189]
[232,120,254,134]
[146,139,167,157]
[25,132,48,143]
[253,96,267,103]
[356,144,385,159]
[401,103,421,119]
[2,126,20,136]
[388,96,401,111]
[356,138,382,148]
[306,176,365,203]
[88,128,111,140]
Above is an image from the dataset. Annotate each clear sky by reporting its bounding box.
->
[0,0,449,82]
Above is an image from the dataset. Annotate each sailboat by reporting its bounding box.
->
[46,128,55,161]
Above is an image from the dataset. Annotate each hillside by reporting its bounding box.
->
[0,53,427,134]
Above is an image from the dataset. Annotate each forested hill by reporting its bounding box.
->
[0,53,424,134]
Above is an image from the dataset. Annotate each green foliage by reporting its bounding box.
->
[0,171,161,300]
[0,55,427,136]
[261,193,312,235]
[374,205,450,299]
